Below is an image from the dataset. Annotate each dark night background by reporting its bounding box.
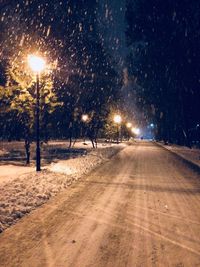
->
[0,0,200,146]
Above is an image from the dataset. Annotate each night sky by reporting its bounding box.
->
[0,0,128,77]
[0,0,200,144]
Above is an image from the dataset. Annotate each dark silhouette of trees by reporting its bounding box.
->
[0,0,121,148]
[125,0,200,146]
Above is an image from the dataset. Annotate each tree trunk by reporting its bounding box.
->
[24,139,30,164]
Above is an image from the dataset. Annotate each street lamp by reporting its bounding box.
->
[81,114,89,142]
[131,127,140,136]
[28,54,46,171]
[126,122,132,129]
[113,114,122,124]
[81,114,89,122]
[150,123,154,128]
[126,122,132,140]
[113,114,122,143]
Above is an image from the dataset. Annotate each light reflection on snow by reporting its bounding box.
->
[50,164,77,175]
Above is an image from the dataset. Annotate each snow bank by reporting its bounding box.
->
[0,144,124,233]
[157,142,200,168]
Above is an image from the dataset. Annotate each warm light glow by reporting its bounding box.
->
[126,122,132,128]
[28,54,46,72]
[131,127,140,135]
[113,114,122,124]
[82,114,89,122]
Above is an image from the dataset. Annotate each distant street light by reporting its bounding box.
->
[126,122,132,129]
[131,127,140,136]
[113,114,122,143]
[126,122,132,140]
[113,114,122,124]
[28,54,46,171]
[81,114,89,122]
[81,114,89,142]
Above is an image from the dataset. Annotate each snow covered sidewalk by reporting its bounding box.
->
[156,142,200,169]
[0,144,125,233]
[0,165,35,185]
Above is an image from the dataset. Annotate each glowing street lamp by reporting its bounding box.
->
[125,122,132,141]
[81,114,89,142]
[28,55,46,73]
[126,122,132,129]
[150,123,154,128]
[81,114,89,122]
[113,114,122,143]
[113,114,122,124]
[28,54,46,171]
[131,127,140,136]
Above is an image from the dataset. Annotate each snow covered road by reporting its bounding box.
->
[0,141,200,267]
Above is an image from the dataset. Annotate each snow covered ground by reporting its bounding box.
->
[1,141,200,267]
[0,165,35,185]
[0,141,125,233]
[157,142,200,168]
[1,140,198,234]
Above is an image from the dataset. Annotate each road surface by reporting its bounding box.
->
[0,141,200,267]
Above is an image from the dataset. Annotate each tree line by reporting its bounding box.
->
[0,0,122,150]
[125,0,200,147]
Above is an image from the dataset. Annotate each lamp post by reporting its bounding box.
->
[28,54,46,171]
[113,114,122,143]
[126,122,132,140]
[81,114,89,144]
[81,114,89,123]
[81,114,89,142]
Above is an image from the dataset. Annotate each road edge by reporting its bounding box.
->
[154,141,200,174]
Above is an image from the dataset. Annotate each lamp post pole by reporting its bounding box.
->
[36,73,41,171]
[119,124,122,143]
[81,114,89,143]
[113,115,122,144]
[117,125,119,144]
[28,54,46,171]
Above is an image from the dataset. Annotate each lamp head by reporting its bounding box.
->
[82,114,89,122]
[131,127,140,136]
[28,54,46,73]
[126,122,132,128]
[114,114,122,124]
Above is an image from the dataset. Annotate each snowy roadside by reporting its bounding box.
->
[156,142,200,169]
[0,144,125,233]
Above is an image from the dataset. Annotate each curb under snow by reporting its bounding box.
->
[155,142,200,174]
